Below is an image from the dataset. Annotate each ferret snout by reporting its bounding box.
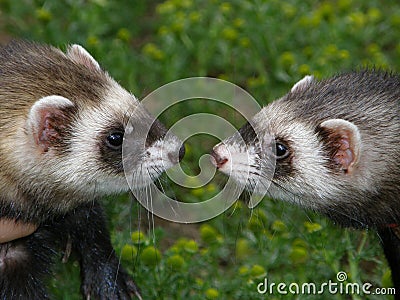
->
[178,144,185,162]
[168,143,186,163]
[210,144,229,169]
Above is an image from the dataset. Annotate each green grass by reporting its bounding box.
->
[1,0,399,299]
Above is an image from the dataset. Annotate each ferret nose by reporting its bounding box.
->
[210,149,228,169]
[178,144,185,162]
[167,143,185,163]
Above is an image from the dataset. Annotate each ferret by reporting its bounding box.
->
[0,40,184,299]
[211,70,400,292]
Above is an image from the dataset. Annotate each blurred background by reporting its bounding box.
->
[1,0,399,299]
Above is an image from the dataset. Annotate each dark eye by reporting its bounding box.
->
[106,131,124,150]
[275,142,289,159]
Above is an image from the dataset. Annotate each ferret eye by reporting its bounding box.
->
[106,131,124,150]
[275,142,289,159]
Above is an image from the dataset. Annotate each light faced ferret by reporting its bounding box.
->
[0,40,184,299]
[212,70,400,291]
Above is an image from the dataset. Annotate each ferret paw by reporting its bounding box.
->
[81,266,142,300]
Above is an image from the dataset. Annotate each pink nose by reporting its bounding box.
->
[210,149,228,169]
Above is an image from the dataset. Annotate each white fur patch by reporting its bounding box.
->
[66,44,101,71]
[291,75,314,93]
[279,122,335,203]
[59,92,129,193]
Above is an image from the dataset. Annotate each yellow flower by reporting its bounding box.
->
[279,51,295,68]
[189,11,201,23]
[252,208,267,223]
[366,43,380,55]
[156,1,175,15]
[347,12,366,28]
[206,183,217,193]
[142,43,165,60]
[158,26,170,36]
[304,221,322,233]
[247,76,267,88]
[219,2,232,14]
[367,8,382,23]
[166,254,186,270]
[298,64,311,76]
[318,2,334,21]
[86,36,99,47]
[271,220,287,232]
[382,269,393,288]
[131,230,147,244]
[299,13,321,27]
[121,244,138,262]
[338,49,350,60]
[338,0,352,11]
[221,27,238,41]
[183,239,199,253]
[170,237,189,253]
[140,246,162,266]
[171,21,184,33]
[390,14,400,26]
[289,246,308,264]
[239,37,250,48]
[292,238,308,249]
[236,238,252,260]
[282,3,296,18]
[191,187,204,196]
[324,44,339,56]
[36,8,52,22]
[195,278,204,287]
[205,288,219,299]
[233,18,245,28]
[116,28,131,42]
[239,266,249,275]
[178,0,193,9]
[250,264,267,279]
[248,218,264,233]
[200,224,219,244]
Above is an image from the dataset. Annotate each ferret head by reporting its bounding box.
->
[1,41,184,210]
[211,76,364,212]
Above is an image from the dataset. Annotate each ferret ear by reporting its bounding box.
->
[318,119,361,174]
[66,44,101,71]
[291,75,314,93]
[27,95,75,153]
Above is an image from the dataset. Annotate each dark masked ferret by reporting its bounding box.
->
[211,70,400,291]
[0,40,184,299]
